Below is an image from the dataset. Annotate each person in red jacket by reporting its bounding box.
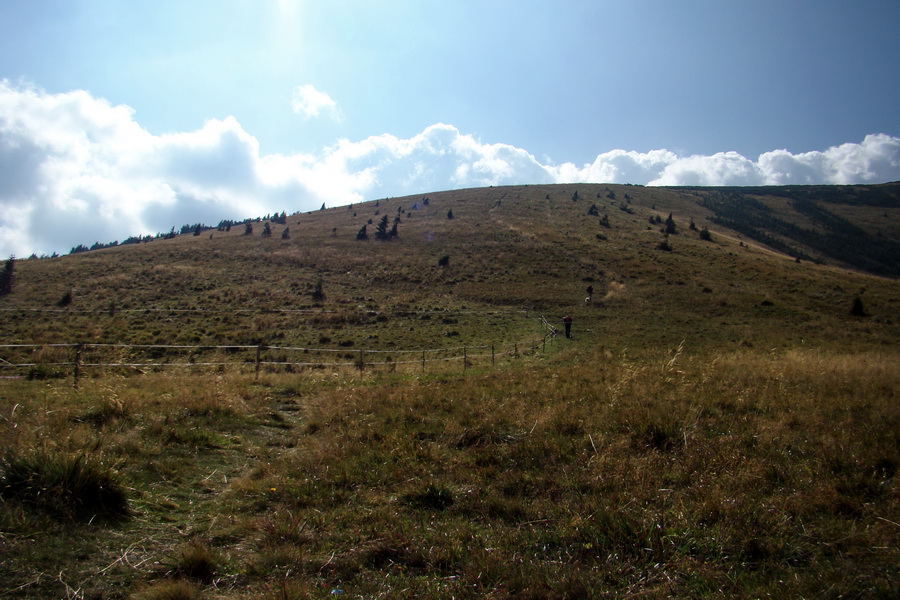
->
[563,315,573,338]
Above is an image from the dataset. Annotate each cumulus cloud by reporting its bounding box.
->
[1,81,898,258]
[554,135,900,187]
[290,84,341,120]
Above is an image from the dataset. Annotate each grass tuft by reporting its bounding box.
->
[0,448,129,521]
[166,540,218,583]
[132,579,200,600]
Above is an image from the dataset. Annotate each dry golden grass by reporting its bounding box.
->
[1,184,898,598]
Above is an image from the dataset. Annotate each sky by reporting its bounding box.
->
[1,0,899,257]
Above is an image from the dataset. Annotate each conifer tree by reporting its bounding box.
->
[665,213,677,234]
[311,278,325,301]
[850,296,867,317]
[0,256,14,296]
[375,215,390,240]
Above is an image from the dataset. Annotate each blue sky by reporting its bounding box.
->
[1,0,899,257]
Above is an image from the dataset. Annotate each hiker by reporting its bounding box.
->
[586,284,594,303]
[563,315,573,338]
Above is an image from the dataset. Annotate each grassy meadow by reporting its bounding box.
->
[1,184,898,598]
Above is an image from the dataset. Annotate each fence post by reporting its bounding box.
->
[422,350,426,373]
[256,343,263,380]
[358,349,365,371]
[514,342,518,359]
[73,343,84,390]
[491,344,495,366]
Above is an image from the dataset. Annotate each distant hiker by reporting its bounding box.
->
[563,315,573,338]
[586,284,594,303]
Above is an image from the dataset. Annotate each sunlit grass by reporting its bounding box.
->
[0,185,898,598]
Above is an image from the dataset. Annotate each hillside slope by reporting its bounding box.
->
[1,183,898,599]
[1,183,898,359]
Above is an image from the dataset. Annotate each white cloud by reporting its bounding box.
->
[290,84,341,120]
[551,136,900,187]
[758,134,900,185]
[1,82,898,258]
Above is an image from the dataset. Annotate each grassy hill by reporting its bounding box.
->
[1,184,898,599]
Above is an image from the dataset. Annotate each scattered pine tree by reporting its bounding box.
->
[311,278,325,302]
[665,214,677,234]
[375,215,390,240]
[0,256,14,296]
[850,296,867,317]
[57,290,73,307]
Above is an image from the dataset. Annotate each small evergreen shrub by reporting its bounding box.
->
[665,213,677,234]
[0,256,14,296]
[375,215,390,240]
[311,279,325,302]
[850,296,867,317]
[57,290,73,307]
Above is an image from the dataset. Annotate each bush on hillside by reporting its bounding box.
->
[0,256,13,296]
